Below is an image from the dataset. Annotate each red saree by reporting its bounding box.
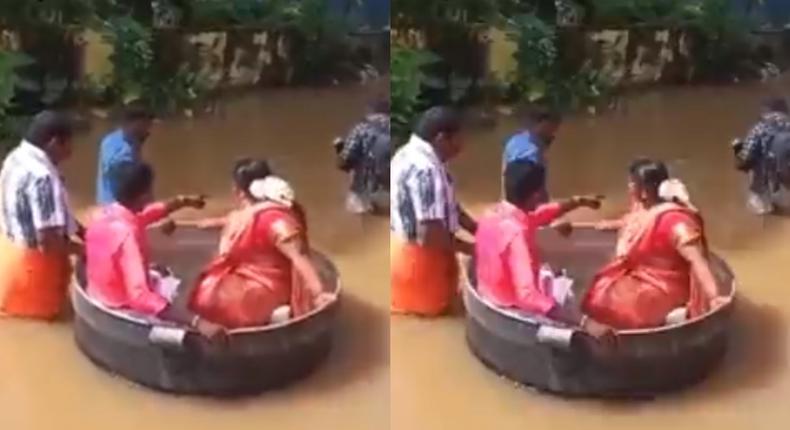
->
[189,202,312,328]
[582,203,709,329]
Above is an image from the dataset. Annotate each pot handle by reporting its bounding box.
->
[536,325,576,350]
[148,326,188,350]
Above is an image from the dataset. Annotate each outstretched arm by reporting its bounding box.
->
[178,216,227,229]
[163,195,206,214]
[572,218,625,231]
[137,195,207,227]
[532,195,604,227]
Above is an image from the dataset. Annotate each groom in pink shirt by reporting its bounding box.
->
[474,160,614,340]
[85,161,224,339]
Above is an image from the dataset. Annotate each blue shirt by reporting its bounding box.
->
[503,131,544,166]
[96,129,138,205]
[503,131,549,203]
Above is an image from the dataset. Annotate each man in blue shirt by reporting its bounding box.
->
[96,104,154,205]
[502,107,562,202]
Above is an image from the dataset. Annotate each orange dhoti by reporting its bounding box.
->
[390,235,458,317]
[0,236,71,320]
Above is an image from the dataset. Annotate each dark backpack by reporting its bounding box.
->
[368,127,391,189]
[767,132,790,187]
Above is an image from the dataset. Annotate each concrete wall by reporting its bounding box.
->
[561,27,696,86]
[484,26,696,87]
[2,27,296,92]
[171,28,296,89]
[396,25,788,88]
[4,25,386,102]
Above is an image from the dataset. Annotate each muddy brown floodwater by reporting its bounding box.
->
[0,85,389,430]
[393,76,790,430]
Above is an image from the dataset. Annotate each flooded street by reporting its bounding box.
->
[392,77,790,430]
[5,72,790,430]
[0,85,389,430]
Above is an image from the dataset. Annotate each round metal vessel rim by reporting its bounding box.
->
[70,250,342,334]
[464,226,737,335]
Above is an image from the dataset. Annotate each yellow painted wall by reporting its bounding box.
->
[80,29,113,83]
[487,27,517,82]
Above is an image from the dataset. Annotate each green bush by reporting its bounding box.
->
[688,0,754,81]
[289,0,354,83]
[101,15,207,114]
[507,13,611,111]
[390,45,438,142]
[0,50,33,153]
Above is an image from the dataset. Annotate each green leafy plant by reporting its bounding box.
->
[390,45,438,142]
[0,50,34,153]
[507,13,611,111]
[0,51,28,112]
[393,0,503,107]
[507,13,556,102]
[289,0,354,83]
[101,15,207,113]
[688,0,754,81]
[102,15,155,104]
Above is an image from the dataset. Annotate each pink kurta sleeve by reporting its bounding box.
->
[136,202,169,226]
[530,202,563,227]
[506,231,556,315]
[116,231,169,315]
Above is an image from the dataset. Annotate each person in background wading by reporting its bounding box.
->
[334,95,391,215]
[96,102,178,233]
[732,97,790,215]
[502,106,563,204]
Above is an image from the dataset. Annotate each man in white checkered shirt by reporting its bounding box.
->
[390,106,478,316]
[0,111,83,319]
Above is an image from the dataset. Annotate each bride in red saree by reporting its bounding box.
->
[582,159,728,330]
[187,159,333,328]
